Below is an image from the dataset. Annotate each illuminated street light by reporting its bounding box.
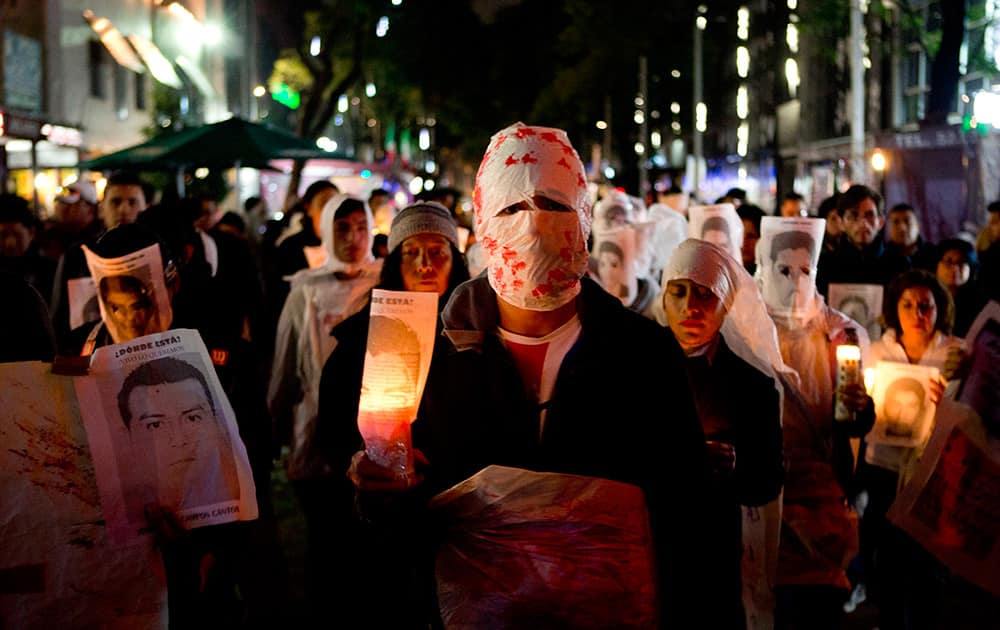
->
[737,7,749,40]
[736,46,749,78]
[418,128,431,150]
[376,16,390,38]
[671,69,681,78]
[634,110,645,125]
[253,85,266,97]
[634,142,645,155]
[651,131,661,149]
[604,166,616,179]
[785,58,800,96]
[366,82,377,97]
[672,121,682,132]
[871,149,887,172]
[786,23,799,53]
[596,120,608,130]
[337,94,349,112]
[310,36,321,56]
[736,86,748,119]
[737,123,749,156]
[696,16,707,30]
[670,102,681,114]
[695,102,707,132]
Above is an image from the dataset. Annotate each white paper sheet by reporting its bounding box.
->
[73,329,258,545]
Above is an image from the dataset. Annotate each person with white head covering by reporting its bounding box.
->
[347,122,709,625]
[755,216,877,629]
[658,238,787,628]
[267,193,382,614]
[591,189,658,312]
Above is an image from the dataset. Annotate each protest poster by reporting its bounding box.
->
[67,276,100,331]
[82,243,172,345]
[828,283,884,341]
[357,289,439,478]
[0,362,167,627]
[956,301,1000,433]
[756,217,827,318]
[591,228,639,306]
[888,400,1000,597]
[688,203,745,262]
[74,329,258,544]
[867,360,940,448]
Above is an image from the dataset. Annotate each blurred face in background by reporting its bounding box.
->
[780,198,806,218]
[333,209,371,264]
[740,219,759,267]
[400,233,453,296]
[101,184,147,227]
[936,249,970,290]
[0,221,32,257]
[887,209,920,247]
[842,198,883,246]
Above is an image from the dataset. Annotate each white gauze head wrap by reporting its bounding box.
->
[473,122,592,310]
[657,239,798,389]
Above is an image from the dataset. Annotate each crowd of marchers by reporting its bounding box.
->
[2,121,999,629]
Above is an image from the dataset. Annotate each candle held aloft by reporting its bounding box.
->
[834,328,862,422]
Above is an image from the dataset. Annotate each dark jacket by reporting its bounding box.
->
[428,276,708,623]
[817,236,908,297]
[683,336,785,628]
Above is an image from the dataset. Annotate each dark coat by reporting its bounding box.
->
[683,336,785,627]
[817,236,908,297]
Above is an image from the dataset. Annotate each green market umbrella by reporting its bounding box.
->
[77,116,348,198]
[77,116,343,172]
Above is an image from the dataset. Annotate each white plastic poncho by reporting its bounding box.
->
[269,193,382,480]
[646,203,689,281]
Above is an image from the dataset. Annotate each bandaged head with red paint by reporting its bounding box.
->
[472,122,592,311]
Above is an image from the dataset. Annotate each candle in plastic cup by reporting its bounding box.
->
[834,343,862,421]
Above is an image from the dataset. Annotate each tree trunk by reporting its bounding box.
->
[925,0,965,126]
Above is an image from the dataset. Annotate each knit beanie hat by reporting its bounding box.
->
[387,201,459,253]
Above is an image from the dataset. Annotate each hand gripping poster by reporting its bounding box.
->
[357,289,439,481]
[688,203,745,262]
[888,400,1000,597]
[82,243,173,345]
[0,362,167,627]
[74,328,258,544]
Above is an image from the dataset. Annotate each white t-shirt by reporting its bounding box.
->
[498,314,582,438]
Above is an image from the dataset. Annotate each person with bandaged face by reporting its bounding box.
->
[347,122,709,626]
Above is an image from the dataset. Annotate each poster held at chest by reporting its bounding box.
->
[74,328,258,544]
[867,360,940,448]
[357,289,439,481]
[82,243,172,344]
[828,283,883,341]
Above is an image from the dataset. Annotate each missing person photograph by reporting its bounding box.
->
[74,329,257,544]
[829,283,884,340]
[757,217,826,317]
[688,203,744,262]
[591,229,638,306]
[869,360,939,447]
[83,243,172,344]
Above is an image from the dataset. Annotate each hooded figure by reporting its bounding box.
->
[268,193,383,482]
[658,239,788,628]
[757,219,877,627]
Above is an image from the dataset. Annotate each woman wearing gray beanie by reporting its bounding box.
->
[311,201,470,626]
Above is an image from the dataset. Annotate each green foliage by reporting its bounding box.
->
[269,51,314,94]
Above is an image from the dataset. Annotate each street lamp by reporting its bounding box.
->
[871,149,887,199]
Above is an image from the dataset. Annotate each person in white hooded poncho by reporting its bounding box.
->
[267,193,382,615]
[656,238,788,629]
[754,216,877,630]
